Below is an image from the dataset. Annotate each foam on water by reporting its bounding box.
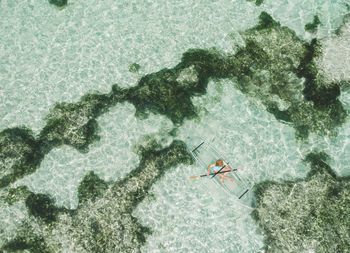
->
[12,102,173,209]
[135,79,309,252]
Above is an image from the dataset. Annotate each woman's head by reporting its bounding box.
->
[215,159,223,166]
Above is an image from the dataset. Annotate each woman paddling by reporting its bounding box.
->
[207,159,236,184]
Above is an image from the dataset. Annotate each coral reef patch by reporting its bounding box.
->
[234,12,346,138]
[1,12,347,196]
[1,140,193,252]
[253,151,350,252]
[39,92,112,153]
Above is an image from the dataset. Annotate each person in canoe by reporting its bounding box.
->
[207,159,235,184]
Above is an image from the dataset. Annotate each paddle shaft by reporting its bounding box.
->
[190,169,237,178]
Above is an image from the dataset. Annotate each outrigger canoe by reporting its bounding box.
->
[190,141,252,201]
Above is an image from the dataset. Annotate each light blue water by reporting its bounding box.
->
[1,0,350,252]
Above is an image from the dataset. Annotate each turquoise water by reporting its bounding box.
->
[1,0,350,252]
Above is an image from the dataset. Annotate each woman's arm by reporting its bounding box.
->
[223,161,233,171]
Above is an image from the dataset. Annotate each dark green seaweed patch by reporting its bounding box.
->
[305,15,321,33]
[247,0,264,6]
[255,11,279,30]
[128,62,141,73]
[126,68,198,124]
[1,11,347,192]
[48,0,67,8]
[125,67,200,124]
[2,235,49,253]
[255,0,264,6]
[0,92,121,190]
[3,186,32,204]
[232,12,347,138]
[120,12,344,137]
[295,39,347,137]
[2,140,193,252]
[253,151,350,252]
[0,127,43,188]
[120,48,230,124]
[25,193,59,223]
[115,140,193,210]
[78,171,109,205]
[39,92,112,153]
[69,140,192,252]
[1,220,50,253]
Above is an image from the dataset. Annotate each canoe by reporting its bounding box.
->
[190,141,253,202]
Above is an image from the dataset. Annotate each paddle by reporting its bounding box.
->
[190,169,237,179]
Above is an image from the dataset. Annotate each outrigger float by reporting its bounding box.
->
[190,141,253,203]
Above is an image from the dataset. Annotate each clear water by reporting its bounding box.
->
[1,0,349,252]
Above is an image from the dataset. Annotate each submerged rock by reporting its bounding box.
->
[253,151,350,252]
[1,140,193,252]
[305,15,321,34]
[1,222,49,253]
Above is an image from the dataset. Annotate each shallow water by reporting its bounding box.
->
[1,0,350,252]
[136,79,308,252]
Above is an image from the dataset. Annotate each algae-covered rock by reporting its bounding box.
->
[253,151,350,252]
[122,12,346,137]
[0,93,116,189]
